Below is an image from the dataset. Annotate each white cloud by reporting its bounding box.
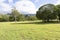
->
[34,0,39,3]
[0,3,12,14]
[21,0,28,1]
[15,1,37,14]
[55,0,60,5]
[0,0,13,14]
[0,0,37,14]
[8,0,13,3]
[0,0,5,3]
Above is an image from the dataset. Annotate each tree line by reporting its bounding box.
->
[1,4,60,22]
[36,4,60,22]
[0,8,37,22]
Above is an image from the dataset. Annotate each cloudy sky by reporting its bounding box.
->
[0,0,60,14]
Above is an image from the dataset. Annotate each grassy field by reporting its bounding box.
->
[0,21,60,40]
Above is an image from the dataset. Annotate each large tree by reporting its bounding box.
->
[36,4,57,22]
[11,7,20,22]
[56,5,60,21]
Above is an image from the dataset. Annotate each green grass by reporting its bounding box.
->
[0,21,60,40]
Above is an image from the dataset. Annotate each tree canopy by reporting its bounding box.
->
[36,4,57,22]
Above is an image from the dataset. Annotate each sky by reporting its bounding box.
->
[0,0,60,14]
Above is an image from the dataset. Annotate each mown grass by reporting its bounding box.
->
[0,21,60,40]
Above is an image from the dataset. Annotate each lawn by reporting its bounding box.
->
[0,21,60,40]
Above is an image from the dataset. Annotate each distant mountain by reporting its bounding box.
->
[22,14,36,16]
[7,12,36,16]
[21,12,36,16]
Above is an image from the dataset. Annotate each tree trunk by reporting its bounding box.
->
[14,16,17,22]
[59,17,60,22]
[47,19,49,22]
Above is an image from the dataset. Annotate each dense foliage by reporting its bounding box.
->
[36,4,60,22]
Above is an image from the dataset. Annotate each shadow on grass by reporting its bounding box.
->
[11,21,60,25]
